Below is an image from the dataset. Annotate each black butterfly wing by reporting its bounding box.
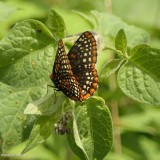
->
[68,31,99,100]
[51,40,83,101]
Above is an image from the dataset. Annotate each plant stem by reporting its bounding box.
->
[108,53,122,154]
[103,46,123,57]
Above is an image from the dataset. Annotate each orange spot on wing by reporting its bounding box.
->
[94,77,99,82]
[82,93,90,100]
[70,53,76,59]
[90,88,95,95]
[92,83,98,89]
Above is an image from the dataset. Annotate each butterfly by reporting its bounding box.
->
[50,31,99,102]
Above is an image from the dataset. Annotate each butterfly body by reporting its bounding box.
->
[50,31,99,102]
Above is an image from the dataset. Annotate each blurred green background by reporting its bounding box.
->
[1,0,160,160]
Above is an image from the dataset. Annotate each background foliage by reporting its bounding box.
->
[0,0,160,160]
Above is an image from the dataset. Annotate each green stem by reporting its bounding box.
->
[103,46,123,56]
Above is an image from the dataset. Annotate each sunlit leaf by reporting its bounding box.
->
[117,45,160,105]
[101,58,124,77]
[115,29,127,55]
[22,116,54,154]
[67,97,113,160]
[46,9,66,40]
[24,92,65,115]
[0,82,46,152]
[0,14,64,152]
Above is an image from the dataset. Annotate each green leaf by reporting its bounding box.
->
[118,44,160,105]
[130,44,160,79]
[0,47,54,88]
[46,9,66,40]
[117,62,160,105]
[0,19,54,68]
[101,58,124,77]
[0,82,46,152]
[72,10,95,29]
[24,92,65,115]
[67,97,113,160]
[22,115,53,154]
[0,16,66,152]
[91,11,149,47]
[115,29,127,54]
[67,110,88,160]
[0,19,56,88]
